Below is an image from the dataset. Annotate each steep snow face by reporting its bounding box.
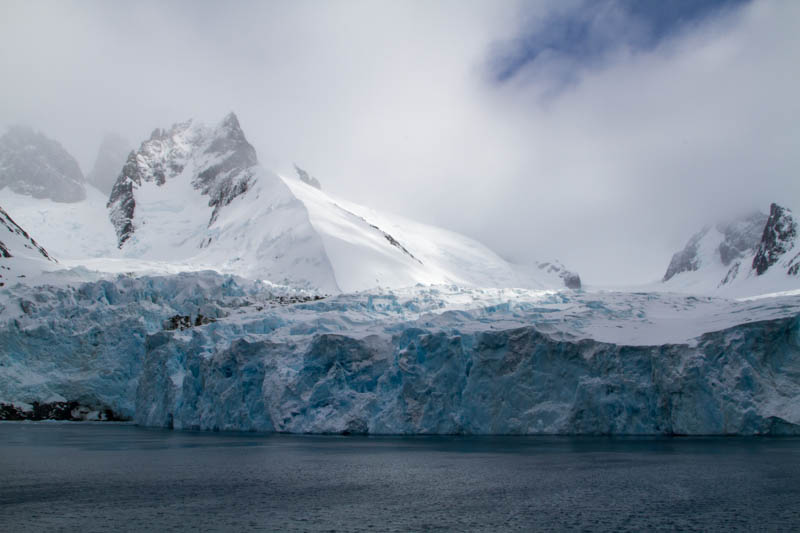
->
[0,204,58,285]
[282,176,575,292]
[663,205,799,296]
[0,126,86,203]
[108,112,258,247]
[86,133,131,195]
[2,275,799,434]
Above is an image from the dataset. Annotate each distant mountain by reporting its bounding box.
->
[86,133,131,195]
[294,164,321,189]
[663,203,799,294]
[0,126,86,202]
[0,204,57,286]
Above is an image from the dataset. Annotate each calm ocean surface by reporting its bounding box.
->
[1,422,799,532]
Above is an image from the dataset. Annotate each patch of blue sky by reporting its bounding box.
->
[490,0,751,83]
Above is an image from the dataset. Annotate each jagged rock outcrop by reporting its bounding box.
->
[294,164,321,189]
[753,203,798,276]
[664,203,800,291]
[536,261,581,289]
[663,229,706,281]
[108,112,258,247]
[86,133,131,195]
[664,211,768,283]
[0,126,86,202]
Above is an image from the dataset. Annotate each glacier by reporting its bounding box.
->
[2,271,799,435]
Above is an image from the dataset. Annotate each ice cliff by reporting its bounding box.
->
[2,273,799,435]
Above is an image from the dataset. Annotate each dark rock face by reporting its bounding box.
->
[752,203,798,276]
[0,126,86,202]
[195,113,258,224]
[86,133,131,195]
[0,401,126,421]
[164,314,216,331]
[536,261,581,289]
[294,164,321,189]
[108,112,258,247]
[561,272,582,289]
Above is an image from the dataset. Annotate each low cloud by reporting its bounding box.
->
[1,0,797,284]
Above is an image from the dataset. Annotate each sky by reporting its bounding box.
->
[1,0,798,284]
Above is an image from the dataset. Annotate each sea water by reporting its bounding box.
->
[1,423,799,532]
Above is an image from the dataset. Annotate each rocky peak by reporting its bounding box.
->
[108,113,258,247]
[663,227,709,282]
[536,260,581,289]
[752,203,798,276]
[663,210,768,283]
[0,125,86,203]
[294,164,321,190]
[86,133,131,195]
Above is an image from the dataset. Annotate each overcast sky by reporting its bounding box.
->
[1,0,798,284]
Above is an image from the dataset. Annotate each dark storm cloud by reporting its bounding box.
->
[0,0,797,284]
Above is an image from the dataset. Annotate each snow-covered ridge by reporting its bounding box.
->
[0,204,58,286]
[0,126,86,203]
[663,203,799,296]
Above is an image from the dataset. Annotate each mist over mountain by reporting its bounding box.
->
[0,126,86,203]
[86,133,131,195]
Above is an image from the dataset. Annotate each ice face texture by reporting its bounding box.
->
[2,273,799,434]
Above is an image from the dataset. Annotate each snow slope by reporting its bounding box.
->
[283,176,538,292]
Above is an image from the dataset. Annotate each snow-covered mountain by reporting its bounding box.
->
[1,114,800,435]
[663,203,799,295]
[0,204,58,286]
[98,112,578,292]
[86,133,131,195]
[0,126,86,202]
